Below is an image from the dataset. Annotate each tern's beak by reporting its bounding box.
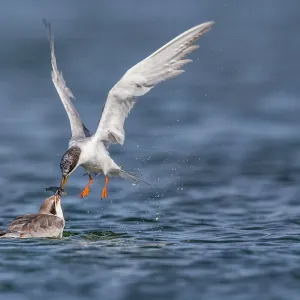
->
[59,175,68,191]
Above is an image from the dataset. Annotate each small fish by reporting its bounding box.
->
[45,186,67,196]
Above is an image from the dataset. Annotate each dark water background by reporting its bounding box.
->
[0,1,300,299]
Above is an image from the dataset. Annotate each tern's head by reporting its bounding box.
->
[59,146,81,190]
[38,194,64,220]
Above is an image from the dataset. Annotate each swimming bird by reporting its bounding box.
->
[43,20,214,199]
[0,193,64,239]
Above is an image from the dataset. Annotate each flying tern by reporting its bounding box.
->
[43,20,214,198]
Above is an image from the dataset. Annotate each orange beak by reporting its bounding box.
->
[59,175,68,191]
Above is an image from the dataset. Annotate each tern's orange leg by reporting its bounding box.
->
[79,174,93,198]
[101,176,109,199]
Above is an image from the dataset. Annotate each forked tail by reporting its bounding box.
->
[118,169,152,186]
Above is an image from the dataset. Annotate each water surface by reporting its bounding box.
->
[0,1,300,299]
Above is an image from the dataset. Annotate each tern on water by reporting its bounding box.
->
[0,192,64,239]
[44,20,214,199]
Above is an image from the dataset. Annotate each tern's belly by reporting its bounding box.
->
[81,163,103,174]
[80,142,117,175]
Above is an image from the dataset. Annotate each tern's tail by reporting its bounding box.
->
[118,169,152,186]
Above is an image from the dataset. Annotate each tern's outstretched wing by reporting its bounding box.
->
[44,20,90,140]
[94,21,214,146]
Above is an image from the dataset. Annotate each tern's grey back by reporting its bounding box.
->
[0,214,64,238]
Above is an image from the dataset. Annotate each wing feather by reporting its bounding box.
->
[94,21,214,146]
[43,20,90,140]
[4,214,64,238]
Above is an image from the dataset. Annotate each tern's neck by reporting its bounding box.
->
[55,201,64,222]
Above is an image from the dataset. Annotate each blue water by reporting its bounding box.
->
[0,1,300,299]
